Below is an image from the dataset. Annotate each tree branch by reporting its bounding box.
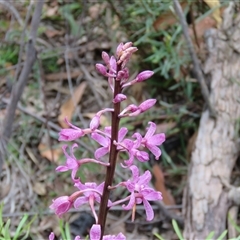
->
[173,0,217,118]
[0,1,44,175]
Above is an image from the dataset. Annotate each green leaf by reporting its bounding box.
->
[217,230,227,240]
[172,219,184,240]
[13,214,28,240]
[206,231,215,240]
[154,232,165,240]
[65,222,72,240]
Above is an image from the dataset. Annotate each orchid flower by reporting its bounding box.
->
[141,122,166,160]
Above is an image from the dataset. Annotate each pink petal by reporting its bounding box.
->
[142,189,163,201]
[91,133,109,147]
[142,199,154,221]
[121,139,134,149]
[108,77,114,92]
[96,182,105,193]
[85,182,98,189]
[118,127,128,142]
[122,192,135,210]
[95,147,109,159]
[71,168,78,181]
[129,165,139,181]
[90,224,101,240]
[146,144,161,160]
[56,165,69,172]
[115,233,126,240]
[74,196,88,208]
[138,171,151,186]
[104,126,112,136]
[132,133,142,148]
[148,133,165,145]
[144,122,156,139]
[135,151,149,162]
[122,154,134,167]
[75,180,87,190]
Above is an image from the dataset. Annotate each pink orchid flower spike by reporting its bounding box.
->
[142,121,165,160]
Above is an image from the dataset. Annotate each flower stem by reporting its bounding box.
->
[97,72,122,238]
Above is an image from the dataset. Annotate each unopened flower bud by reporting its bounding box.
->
[136,70,154,82]
[102,51,110,65]
[138,99,156,112]
[113,94,127,103]
[117,68,129,82]
[122,42,133,51]
[119,104,138,117]
[49,196,72,217]
[90,115,100,131]
[109,56,117,74]
[116,42,124,57]
[96,64,107,76]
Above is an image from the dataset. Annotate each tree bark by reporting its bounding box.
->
[183,3,240,239]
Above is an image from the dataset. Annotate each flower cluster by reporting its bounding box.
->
[49,42,165,240]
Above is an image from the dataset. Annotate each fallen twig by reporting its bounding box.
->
[173,0,217,118]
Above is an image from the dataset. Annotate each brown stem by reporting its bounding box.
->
[98,72,122,238]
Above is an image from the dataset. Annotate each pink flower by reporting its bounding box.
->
[56,144,109,181]
[90,224,126,240]
[122,165,162,221]
[74,181,106,222]
[91,132,110,159]
[59,118,91,141]
[56,144,79,181]
[142,122,165,160]
[49,196,72,217]
[92,127,128,159]
[117,135,149,167]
